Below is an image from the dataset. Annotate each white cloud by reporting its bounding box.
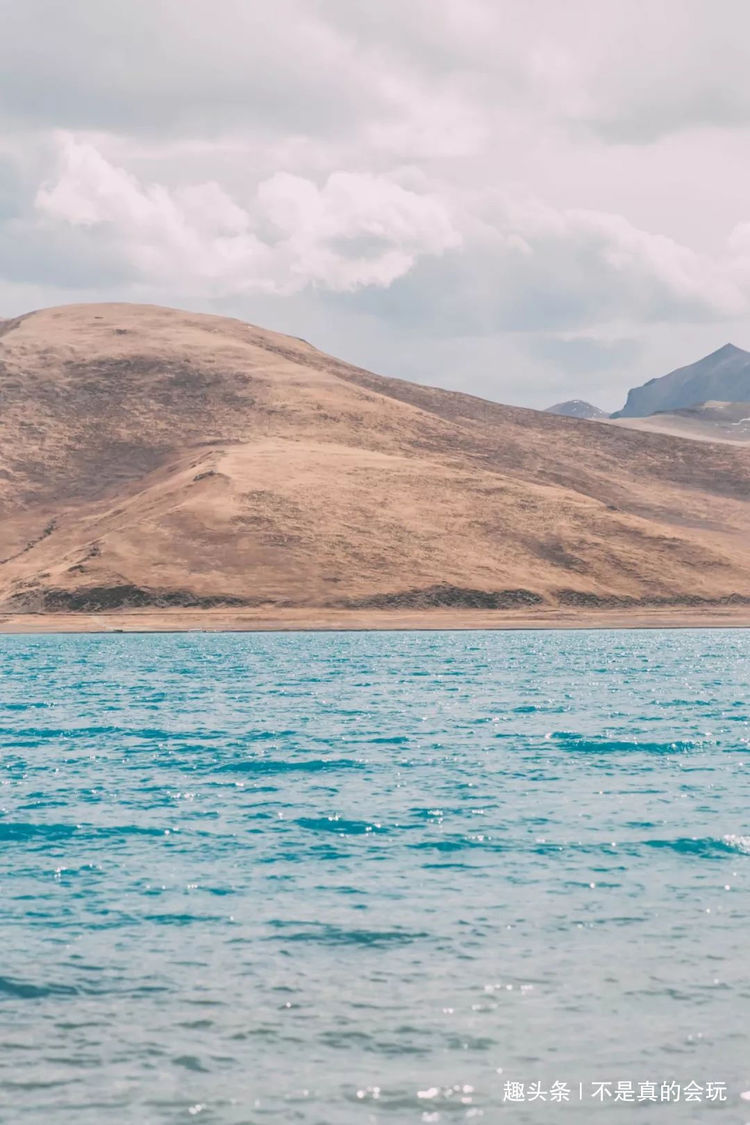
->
[32,131,750,338]
[35,135,460,295]
[499,200,747,322]
[5,0,750,409]
[330,193,750,346]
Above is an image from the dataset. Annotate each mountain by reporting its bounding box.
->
[545,400,609,420]
[2,303,750,622]
[609,401,750,445]
[613,343,750,417]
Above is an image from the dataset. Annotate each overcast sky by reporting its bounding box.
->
[3,0,750,409]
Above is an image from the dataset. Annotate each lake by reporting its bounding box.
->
[1,629,748,1122]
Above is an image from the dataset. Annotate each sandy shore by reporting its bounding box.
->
[2,606,750,634]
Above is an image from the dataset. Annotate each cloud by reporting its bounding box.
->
[34,135,460,296]
[13,0,750,156]
[5,0,750,410]
[30,130,750,337]
[500,201,747,323]
[520,0,750,142]
[0,157,23,222]
[0,1,383,140]
[330,195,750,342]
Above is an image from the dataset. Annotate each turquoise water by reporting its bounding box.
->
[0,629,749,1123]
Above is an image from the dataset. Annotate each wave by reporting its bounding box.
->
[0,821,172,842]
[296,816,386,835]
[645,835,750,857]
[0,822,78,842]
[218,757,363,775]
[0,976,78,999]
[546,730,698,754]
[0,724,122,741]
[268,921,427,947]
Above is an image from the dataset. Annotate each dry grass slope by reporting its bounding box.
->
[2,302,750,619]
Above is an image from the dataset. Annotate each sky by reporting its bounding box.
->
[3,0,750,410]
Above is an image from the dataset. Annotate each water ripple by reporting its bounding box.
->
[0,628,748,1123]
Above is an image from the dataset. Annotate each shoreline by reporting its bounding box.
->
[2,606,750,634]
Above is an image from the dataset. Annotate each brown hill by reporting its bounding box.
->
[2,302,750,622]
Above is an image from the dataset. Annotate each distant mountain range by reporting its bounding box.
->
[609,401,750,445]
[546,343,750,431]
[612,343,750,417]
[545,400,609,420]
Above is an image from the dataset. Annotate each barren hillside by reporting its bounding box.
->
[608,401,750,445]
[2,303,750,619]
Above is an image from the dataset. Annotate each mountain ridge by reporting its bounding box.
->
[2,302,750,619]
[613,343,750,417]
